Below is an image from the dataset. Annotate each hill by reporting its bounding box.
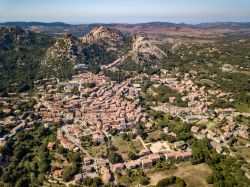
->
[0,26,167,93]
[0,26,55,93]
[2,21,250,40]
[0,22,71,27]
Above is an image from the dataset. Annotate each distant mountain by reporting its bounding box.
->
[0,21,71,27]
[3,21,249,29]
[1,21,250,39]
[196,22,250,29]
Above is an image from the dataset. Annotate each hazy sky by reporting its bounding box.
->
[0,0,249,24]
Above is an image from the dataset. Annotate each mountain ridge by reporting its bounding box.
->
[0,25,167,93]
[1,21,250,29]
[0,21,71,27]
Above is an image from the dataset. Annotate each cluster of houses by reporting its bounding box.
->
[0,93,41,149]
[113,148,192,172]
[1,69,248,185]
[159,72,209,114]
[149,74,212,121]
[34,73,146,136]
[148,70,249,156]
[33,73,154,183]
[191,118,249,154]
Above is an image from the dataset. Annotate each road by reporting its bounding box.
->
[2,121,26,139]
[61,126,93,158]
[100,55,127,70]
[137,135,148,149]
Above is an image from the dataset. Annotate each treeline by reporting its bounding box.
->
[0,27,54,94]
[189,138,250,186]
[0,126,56,186]
[103,69,131,82]
[156,176,186,187]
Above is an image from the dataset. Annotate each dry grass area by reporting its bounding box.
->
[145,129,163,143]
[196,119,216,129]
[111,135,144,160]
[86,143,107,158]
[148,162,212,187]
[233,139,250,163]
[51,152,71,168]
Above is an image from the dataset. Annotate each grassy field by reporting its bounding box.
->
[238,116,250,127]
[148,162,212,187]
[86,143,107,158]
[116,174,140,187]
[111,135,144,160]
[196,119,216,129]
[145,129,163,143]
[233,139,250,162]
[235,103,250,113]
[51,152,71,168]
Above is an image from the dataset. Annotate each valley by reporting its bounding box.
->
[0,23,250,187]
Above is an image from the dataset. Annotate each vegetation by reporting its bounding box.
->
[107,145,123,164]
[103,69,131,82]
[188,138,250,186]
[0,125,56,186]
[158,38,250,111]
[117,56,142,72]
[156,176,186,187]
[0,27,54,93]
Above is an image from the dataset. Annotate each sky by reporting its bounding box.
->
[0,0,249,24]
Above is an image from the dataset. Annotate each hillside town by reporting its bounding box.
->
[1,69,249,185]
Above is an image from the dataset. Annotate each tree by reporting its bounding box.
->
[108,152,123,164]
[92,177,103,186]
[140,176,150,185]
[156,176,176,187]
[62,165,78,182]
[128,152,137,160]
[71,87,80,96]
[176,177,186,187]
[206,175,214,184]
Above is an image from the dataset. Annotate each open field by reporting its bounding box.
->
[111,135,144,160]
[148,162,212,187]
[238,116,250,127]
[145,129,163,143]
[51,152,71,168]
[116,174,140,187]
[196,119,217,129]
[233,139,250,163]
[86,143,107,158]
[236,103,250,113]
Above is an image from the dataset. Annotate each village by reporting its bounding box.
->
[0,70,249,185]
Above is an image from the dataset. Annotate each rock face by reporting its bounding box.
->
[41,32,87,79]
[131,35,167,63]
[41,26,168,79]
[81,26,125,47]
[0,25,168,92]
[43,26,167,68]
[43,32,85,66]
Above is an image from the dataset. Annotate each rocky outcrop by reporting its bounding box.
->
[131,35,167,63]
[81,26,125,47]
[43,27,168,69]
[43,32,85,66]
